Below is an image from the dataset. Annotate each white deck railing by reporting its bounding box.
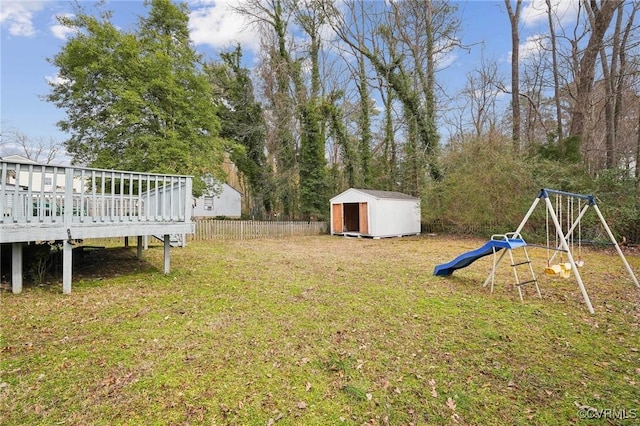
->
[1,160,193,242]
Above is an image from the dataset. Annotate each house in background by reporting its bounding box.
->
[330,188,421,239]
[192,181,242,218]
[1,154,84,193]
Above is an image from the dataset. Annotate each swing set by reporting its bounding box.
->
[487,188,639,313]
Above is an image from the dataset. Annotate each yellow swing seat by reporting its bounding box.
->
[560,262,572,278]
[545,264,562,275]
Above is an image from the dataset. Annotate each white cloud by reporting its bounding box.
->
[188,0,222,6]
[519,33,550,60]
[436,51,458,71]
[188,0,259,52]
[434,37,460,71]
[521,0,579,28]
[0,1,45,37]
[45,73,69,86]
[50,13,76,40]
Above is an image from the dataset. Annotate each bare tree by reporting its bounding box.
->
[325,0,461,186]
[320,0,375,189]
[519,35,554,147]
[504,0,523,150]
[637,110,640,180]
[0,127,62,164]
[464,57,503,137]
[546,0,563,143]
[569,0,622,141]
[597,1,639,168]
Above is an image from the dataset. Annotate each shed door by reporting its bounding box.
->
[359,202,369,234]
[332,203,343,233]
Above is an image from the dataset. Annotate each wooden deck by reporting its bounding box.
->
[1,159,194,294]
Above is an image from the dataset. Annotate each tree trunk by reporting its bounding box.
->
[505,0,522,150]
[569,0,621,140]
[546,0,563,143]
[357,46,372,188]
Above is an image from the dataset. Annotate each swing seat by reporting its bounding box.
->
[545,264,562,275]
[576,259,584,267]
[554,262,572,278]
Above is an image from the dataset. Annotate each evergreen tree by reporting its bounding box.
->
[205,46,273,215]
[46,0,225,195]
[296,5,329,219]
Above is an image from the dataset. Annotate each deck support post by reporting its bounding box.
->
[11,242,23,294]
[163,234,170,274]
[63,240,72,294]
[137,236,143,260]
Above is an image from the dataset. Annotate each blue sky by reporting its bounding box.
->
[0,0,575,160]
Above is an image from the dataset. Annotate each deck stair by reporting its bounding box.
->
[152,234,184,247]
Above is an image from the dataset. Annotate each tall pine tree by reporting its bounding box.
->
[205,46,273,216]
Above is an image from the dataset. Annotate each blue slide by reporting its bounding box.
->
[433,237,527,277]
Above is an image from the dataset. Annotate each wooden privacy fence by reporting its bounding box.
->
[189,219,328,241]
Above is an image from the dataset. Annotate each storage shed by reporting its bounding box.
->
[330,188,421,238]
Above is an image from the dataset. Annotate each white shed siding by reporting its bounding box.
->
[370,199,421,237]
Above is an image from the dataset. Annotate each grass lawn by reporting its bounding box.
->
[1,235,639,425]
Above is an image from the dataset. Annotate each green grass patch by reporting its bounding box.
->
[1,236,639,424]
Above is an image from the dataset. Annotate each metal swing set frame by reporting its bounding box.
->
[489,188,639,314]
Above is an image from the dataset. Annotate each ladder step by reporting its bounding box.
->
[516,279,537,287]
[511,261,531,267]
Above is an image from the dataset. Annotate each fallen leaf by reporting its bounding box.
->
[428,379,437,397]
[446,397,456,411]
[298,357,310,366]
